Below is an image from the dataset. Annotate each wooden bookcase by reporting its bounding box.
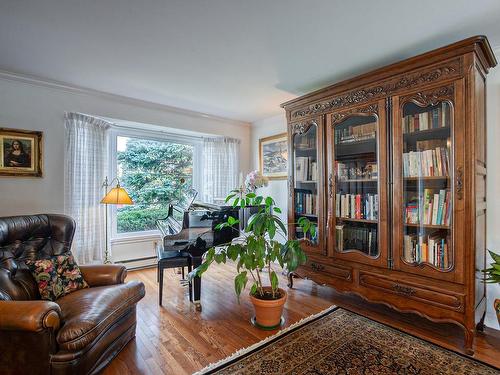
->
[282,36,497,354]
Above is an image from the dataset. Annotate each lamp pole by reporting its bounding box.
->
[102,176,112,264]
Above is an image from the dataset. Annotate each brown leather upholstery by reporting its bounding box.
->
[0,214,145,375]
[56,281,144,351]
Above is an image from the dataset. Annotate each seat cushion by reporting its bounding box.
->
[56,280,145,352]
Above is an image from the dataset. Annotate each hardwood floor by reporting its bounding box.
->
[103,263,500,375]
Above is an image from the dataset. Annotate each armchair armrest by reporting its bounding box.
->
[79,264,127,287]
[0,300,61,332]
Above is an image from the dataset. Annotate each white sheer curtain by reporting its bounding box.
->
[64,112,110,264]
[202,137,240,203]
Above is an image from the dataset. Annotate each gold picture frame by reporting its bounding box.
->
[259,133,288,180]
[0,127,43,177]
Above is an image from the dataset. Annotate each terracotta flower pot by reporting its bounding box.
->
[250,287,287,329]
[495,299,500,327]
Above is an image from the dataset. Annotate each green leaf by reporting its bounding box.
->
[273,207,282,213]
[488,250,500,264]
[234,271,248,302]
[270,271,279,292]
[232,197,240,207]
[254,196,263,205]
[227,244,240,261]
[227,216,238,226]
[265,196,274,207]
[250,282,258,296]
[225,194,236,203]
[246,192,256,199]
[240,198,246,208]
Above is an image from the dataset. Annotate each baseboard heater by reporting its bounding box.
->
[114,255,156,270]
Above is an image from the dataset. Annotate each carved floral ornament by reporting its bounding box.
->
[401,85,454,107]
[290,60,460,119]
[290,120,317,135]
[331,103,378,126]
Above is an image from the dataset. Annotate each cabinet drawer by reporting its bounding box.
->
[359,272,464,312]
[299,260,353,285]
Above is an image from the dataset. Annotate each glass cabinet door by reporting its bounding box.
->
[327,101,388,266]
[393,82,464,282]
[290,118,324,253]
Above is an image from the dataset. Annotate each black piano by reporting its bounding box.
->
[156,193,239,310]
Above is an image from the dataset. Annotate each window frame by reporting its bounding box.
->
[108,126,203,240]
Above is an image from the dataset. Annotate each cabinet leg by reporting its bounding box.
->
[476,311,486,332]
[287,272,294,288]
[464,328,474,356]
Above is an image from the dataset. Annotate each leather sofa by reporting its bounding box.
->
[0,214,145,375]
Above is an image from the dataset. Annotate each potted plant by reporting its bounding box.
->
[483,250,500,326]
[192,191,315,329]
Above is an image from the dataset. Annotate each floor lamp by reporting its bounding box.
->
[101,177,133,264]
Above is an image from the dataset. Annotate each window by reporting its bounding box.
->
[110,129,201,236]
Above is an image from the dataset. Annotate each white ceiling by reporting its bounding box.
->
[1,0,500,123]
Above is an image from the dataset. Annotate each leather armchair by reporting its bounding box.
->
[0,214,145,375]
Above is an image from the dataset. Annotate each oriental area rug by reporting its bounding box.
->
[195,306,499,375]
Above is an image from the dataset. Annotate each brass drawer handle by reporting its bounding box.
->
[392,284,416,297]
[311,262,325,272]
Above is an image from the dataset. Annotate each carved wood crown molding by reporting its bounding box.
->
[331,103,378,126]
[291,59,461,119]
[400,85,454,107]
[290,120,317,134]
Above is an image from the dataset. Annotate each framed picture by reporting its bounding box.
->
[259,133,288,180]
[0,127,43,177]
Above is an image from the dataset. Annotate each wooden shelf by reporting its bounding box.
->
[337,217,378,224]
[296,180,318,184]
[338,178,378,183]
[403,127,450,142]
[404,223,450,230]
[404,176,449,180]
[295,213,318,220]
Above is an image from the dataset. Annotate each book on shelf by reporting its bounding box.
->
[405,189,451,226]
[295,189,317,215]
[402,146,450,177]
[336,193,378,221]
[335,122,377,144]
[337,225,378,256]
[402,102,451,134]
[336,160,378,181]
[403,231,450,270]
[296,133,316,149]
[295,156,317,182]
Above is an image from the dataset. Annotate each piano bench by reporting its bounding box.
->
[157,251,192,306]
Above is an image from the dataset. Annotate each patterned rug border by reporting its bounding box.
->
[193,304,339,375]
[193,304,499,374]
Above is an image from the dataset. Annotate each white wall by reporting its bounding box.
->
[250,114,288,228]
[0,75,251,217]
[485,48,500,329]
[250,55,500,328]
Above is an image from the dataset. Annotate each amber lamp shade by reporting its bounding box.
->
[100,187,133,205]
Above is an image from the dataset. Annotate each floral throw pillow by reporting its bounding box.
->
[26,254,89,301]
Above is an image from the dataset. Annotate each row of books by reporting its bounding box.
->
[405,189,451,226]
[336,225,378,256]
[336,193,378,221]
[402,103,451,134]
[296,133,316,149]
[403,147,450,177]
[403,232,450,270]
[295,157,318,182]
[295,190,317,215]
[336,161,378,181]
[335,122,376,144]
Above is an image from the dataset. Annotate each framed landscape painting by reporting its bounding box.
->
[259,133,288,180]
[0,127,43,177]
